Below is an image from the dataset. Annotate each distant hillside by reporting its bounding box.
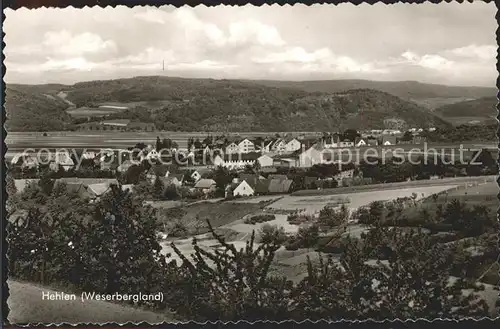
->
[5,85,74,132]
[435,96,497,118]
[244,79,496,110]
[6,76,451,132]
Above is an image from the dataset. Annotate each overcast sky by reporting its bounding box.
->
[4,2,497,86]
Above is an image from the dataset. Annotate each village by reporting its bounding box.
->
[7,127,439,201]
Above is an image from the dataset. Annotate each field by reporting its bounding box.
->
[66,107,126,118]
[271,185,458,214]
[292,176,497,197]
[422,180,499,212]
[7,280,177,324]
[160,182,473,266]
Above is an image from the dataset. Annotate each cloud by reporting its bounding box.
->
[254,47,387,75]
[3,4,496,86]
[228,20,286,47]
[447,44,496,61]
[134,8,167,24]
[42,30,118,58]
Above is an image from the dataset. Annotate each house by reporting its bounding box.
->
[214,153,261,169]
[48,151,75,171]
[194,179,216,194]
[273,158,297,168]
[334,169,355,183]
[257,154,273,167]
[14,179,40,194]
[158,176,182,188]
[81,150,97,160]
[413,136,426,144]
[355,137,367,147]
[226,179,255,198]
[238,139,255,153]
[267,179,294,194]
[284,138,302,153]
[8,209,29,228]
[339,139,354,148]
[260,167,278,174]
[55,181,93,200]
[382,135,397,146]
[11,152,39,170]
[225,142,240,154]
[298,145,324,168]
[86,183,112,199]
[262,140,275,153]
[146,164,171,183]
[170,173,185,186]
[268,174,288,181]
[270,138,287,153]
[140,149,159,161]
[300,137,320,150]
[367,138,378,146]
[117,160,136,173]
[321,134,340,148]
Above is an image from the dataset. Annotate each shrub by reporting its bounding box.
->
[244,214,275,225]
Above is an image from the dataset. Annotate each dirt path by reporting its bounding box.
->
[7,280,178,324]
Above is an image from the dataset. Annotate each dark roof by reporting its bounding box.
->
[223,152,260,161]
[254,179,270,194]
[260,167,277,174]
[382,135,397,144]
[194,179,216,189]
[268,179,293,194]
[239,174,265,189]
[268,174,288,181]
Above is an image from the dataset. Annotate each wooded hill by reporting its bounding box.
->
[245,79,496,110]
[433,96,497,125]
[5,76,474,132]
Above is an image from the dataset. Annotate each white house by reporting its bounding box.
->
[382,136,397,146]
[49,151,75,171]
[271,138,286,153]
[191,170,202,182]
[298,145,323,168]
[226,142,240,154]
[355,138,367,147]
[238,139,255,153]
[232,180,255,197]
[213,153,260,169]
[285,138,302,153]
[81,150,96,160]
[257,154,273,167]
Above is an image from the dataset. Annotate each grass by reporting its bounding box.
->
[66,107,125,118]
[291,176,496,196]
[157,201,263,236]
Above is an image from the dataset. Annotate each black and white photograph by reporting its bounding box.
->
[3,1,499,324]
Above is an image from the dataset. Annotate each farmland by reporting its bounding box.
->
[160,179,491,266]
